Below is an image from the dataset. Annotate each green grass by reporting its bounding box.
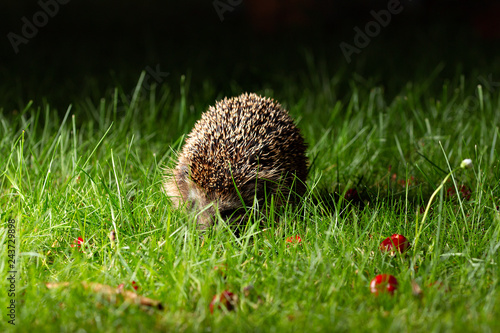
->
[1,66,500,332]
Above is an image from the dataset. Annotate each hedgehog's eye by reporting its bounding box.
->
[179,165,189,179]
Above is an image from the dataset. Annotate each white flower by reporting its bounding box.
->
[460,159,473,169]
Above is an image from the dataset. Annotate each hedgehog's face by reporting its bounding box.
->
[164,165,254,229]
[186,179,261,229]
[165,165,280,229]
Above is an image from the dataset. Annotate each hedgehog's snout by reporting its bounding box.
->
[176,173,249,228]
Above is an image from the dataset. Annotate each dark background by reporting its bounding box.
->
[1,0,499,111]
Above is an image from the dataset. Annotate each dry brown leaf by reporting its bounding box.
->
[45,282,163,310]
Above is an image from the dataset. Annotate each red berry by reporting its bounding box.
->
[380,234,410,254]
[209,290,237,314]
[132,281,139,290]
[446,187,454,197]
[459,185,472,200]
[213,264,227,279]
[70,237,84,247]
[344,188,360,202]
[285,235,302,244]
[447,185,472,200]
[370,274,398,295]
[398,176,415,187]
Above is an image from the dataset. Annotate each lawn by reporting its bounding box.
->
[1,61,500,332]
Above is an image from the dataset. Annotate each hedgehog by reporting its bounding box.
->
[164,92,308,229]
